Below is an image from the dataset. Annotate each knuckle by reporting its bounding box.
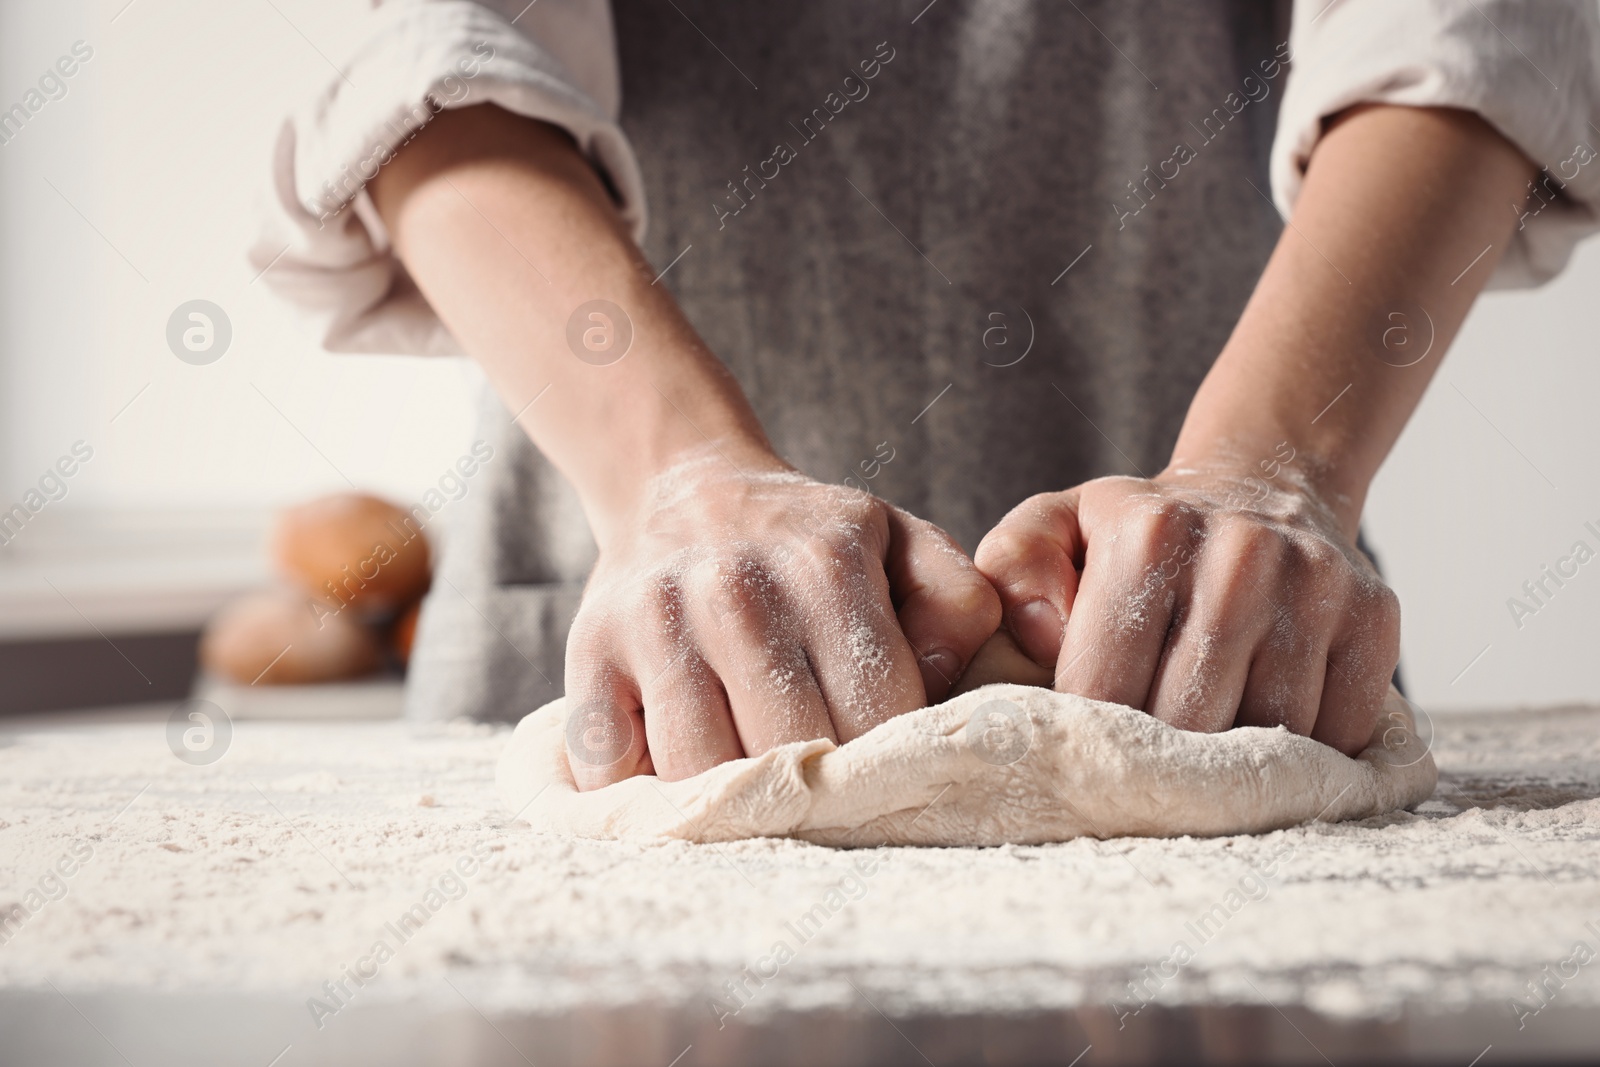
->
[1300,535,1346,573]
[565,607,615,660]
[1080,475,1141,503]
[1205,521,1286,604]
[1126,500,1201,554]
[1358,582,1403,650]
[637,572,687,624]
[822,519,871,555]
[822,490,882,533]
[979,492,1080,574]
[1374,582,1402,623]
[1226,519,1288,567]
[975,527,1056,573]
[1120,507,1170,549]
[798,520,873,573]
[691,555,776,628]
[794,531,848,573]
[1015,489,1072,522]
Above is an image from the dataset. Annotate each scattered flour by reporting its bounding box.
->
[8,458,1585,1038]
[1,706,1597,1024]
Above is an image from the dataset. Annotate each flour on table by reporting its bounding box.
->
[495,677,1437,847]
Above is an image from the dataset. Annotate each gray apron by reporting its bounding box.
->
[407,0,1295,722]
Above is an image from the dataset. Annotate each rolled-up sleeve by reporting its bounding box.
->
[250,0,644,356]
[1273,0,1600,289]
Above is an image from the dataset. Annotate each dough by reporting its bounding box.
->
[495,657,1438,848]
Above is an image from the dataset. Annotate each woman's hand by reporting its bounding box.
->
[969,104,1535,757]
[973,463,1399,755]
[563,446,1000,788]
[367,107,996,784]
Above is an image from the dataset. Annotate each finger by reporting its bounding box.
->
[1145,524,1284,731]
[951,630,1055,695]
[1234,541,1338,735]
[973,490,1085,670]
[562,618,652,791]
[1313,581,1400,756]
[1144,614,1259,735]
[636,642,746,781]
[1055,499,1192,709]
[794,537,924,743]
[690,559,836,754]
[1235,612,1329,737]
[884,507,1003,703]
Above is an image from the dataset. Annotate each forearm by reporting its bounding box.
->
[369,104,778,547]
[1171,104,1535,536]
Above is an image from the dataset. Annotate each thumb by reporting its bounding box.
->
[883,508,1003,703]
[973,490,1085,671]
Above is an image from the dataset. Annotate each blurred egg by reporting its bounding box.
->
[200,589,383,685]
[392,600,421,664]
[270,493,431,615]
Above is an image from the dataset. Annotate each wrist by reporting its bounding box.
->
[1160,438,1365,538]
[583,431,790,550]
[545,320,786,548]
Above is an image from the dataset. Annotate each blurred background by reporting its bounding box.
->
[1,0,1596,716]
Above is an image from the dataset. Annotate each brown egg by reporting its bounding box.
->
[271,493,431,616]
[392,600,421,664]
[200,590,383,685]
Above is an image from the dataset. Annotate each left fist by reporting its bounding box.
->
[973,469,1400,755]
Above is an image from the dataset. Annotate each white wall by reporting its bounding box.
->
[1366,240,1600,712]
[1,1,1595,709]
[0,0,477,519]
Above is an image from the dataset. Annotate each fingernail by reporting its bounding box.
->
[1010,600,1064,664]
[918,647,960,701]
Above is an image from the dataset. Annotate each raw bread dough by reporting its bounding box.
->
[495,642,1437,846]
